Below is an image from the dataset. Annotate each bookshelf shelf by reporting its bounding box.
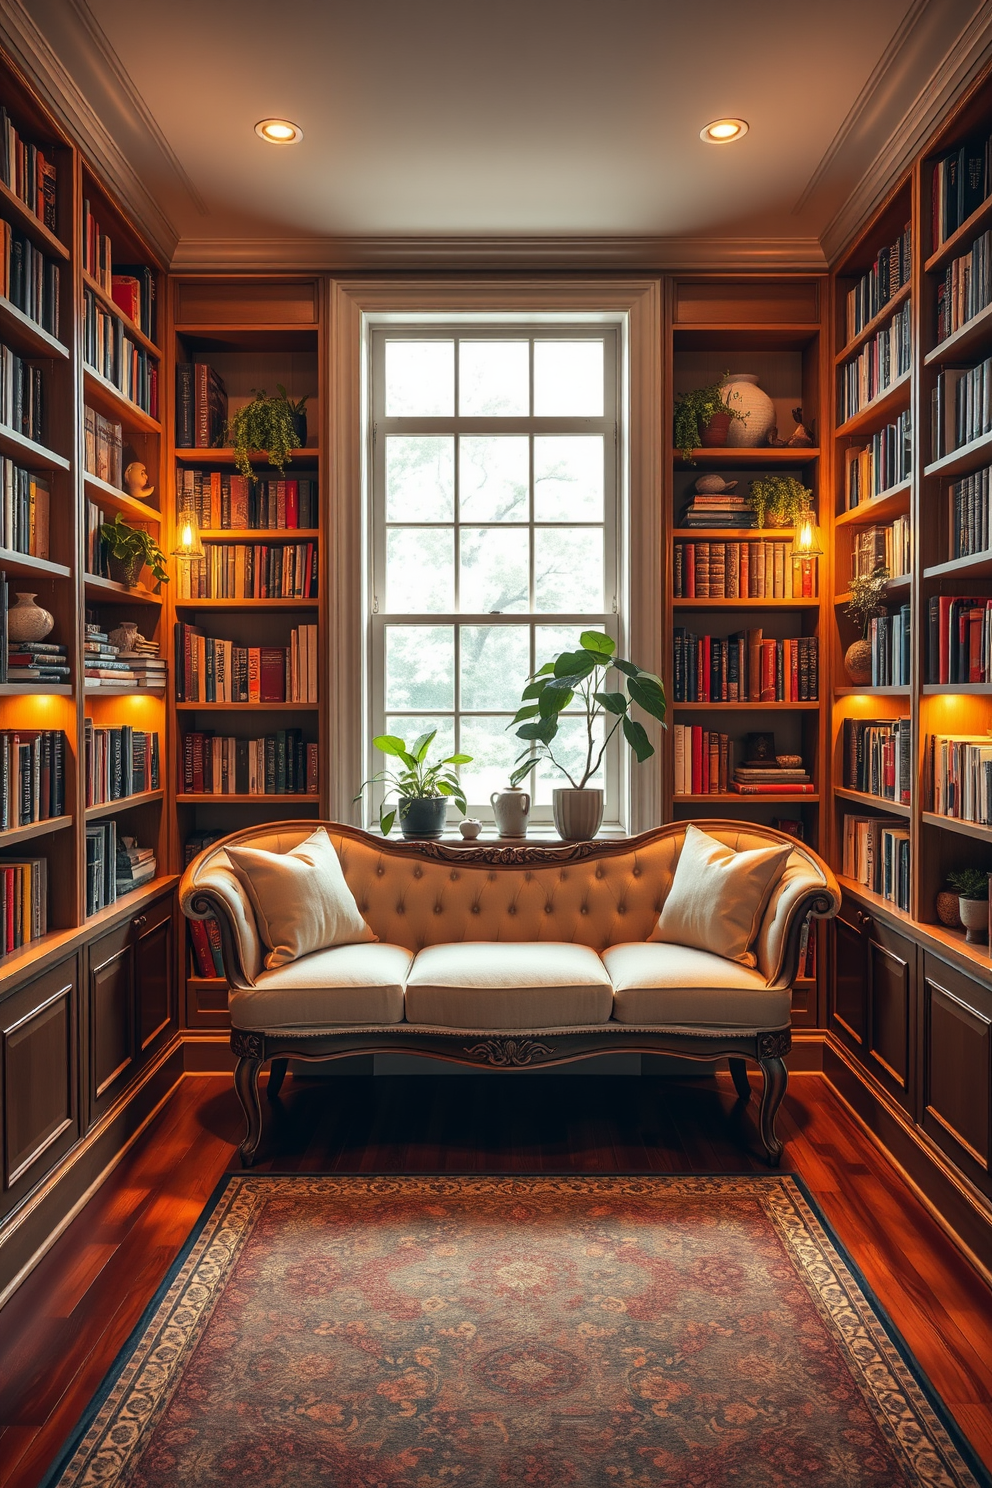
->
[81,270,160,358]
[834,280,912,364]
[197,529,320,541]
[82,366,161,435]
[836,874,915,928]
[0,815,73,849]
[834,685,909,696]
[835,370,911,438]
[85,790,165,821]
[833,481,912,528]
[177,793,318,804]
[834,787,911,817]
[175,702,319,712]
[83,573,163,605]
[921,811,992,844]
[924,298,992,366]
[922,683,992,694]
[672,701,820,712]
[923,428,992,479]
[925,190,992,273]
[83,471,160,524]
[0,296,68,360]
[0,423,71,472]
[0,175,70,259]
[674,792,819,804]
[674,447,820,468]
[172,597,318,611]
[0,683,72,696]
[834,575,910,605]
[0,548,70,579]
[84,686,166,697]
[83,875,179,930]
[923,549,992,580]
[672,598,819,609]
[174,447,321,465]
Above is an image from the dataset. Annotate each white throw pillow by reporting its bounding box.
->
[652,823,790,968]
[227,827,375,969]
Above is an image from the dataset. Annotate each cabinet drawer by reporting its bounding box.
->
[0,955,79,1221]
[921,952,992,1195]
[830,894,869,1051]
[866,919,915,1109]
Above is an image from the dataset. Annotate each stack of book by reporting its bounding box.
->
[82,289,158,417]
[0,457,49,557]
[0,225,60,339]
[178,541,318,600]
[845,411,912,508]
[0,108,57,229]
[931,359,992,458]
[838,302,911,423]
[84,721,160,806]
[0,729,67,825]
[932,135,992,249]
[851,520,911,579]
[673,627,818,703]
[116,639,166,690]
[925,732,992,824]
[175,623,318,703]
[951,463,992,557]
[867,606,912,686]
[81,199,156,337]
[936,227,992,345]
[84,627,137,687]
[672,727,731,795]
[843,717,911,803]
[730,761,813,796]
[926,595,992,683]
[85,819,117,914]
[116,835,157,896]
[673,539,816,599]
[842,814,910,911]
[181,729,317,795]
[83,406,123,488]
[844,223,912,340]
[0,855,47,951]
[175,363,228,448]
[680,490,755,528]
[8,640,70,686]
[177,468,317,529]
[0,341,43,445]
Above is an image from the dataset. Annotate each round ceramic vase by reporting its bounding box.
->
[7,593,54,642]
[722,373,776,448]
[958,896,988,944]
[844,639,873,685]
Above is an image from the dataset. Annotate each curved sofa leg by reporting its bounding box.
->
[267,1058,288,1100]
[757,1056,788,1166]
[728,1057,752,1103]
[234,1056,263,1166]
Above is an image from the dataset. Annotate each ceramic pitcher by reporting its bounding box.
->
[490,787,531,838]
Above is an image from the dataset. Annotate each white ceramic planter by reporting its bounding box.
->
[552,788,604,842]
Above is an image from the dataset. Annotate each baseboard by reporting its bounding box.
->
[822,1037,992,1291]
[0,1038,185,1308]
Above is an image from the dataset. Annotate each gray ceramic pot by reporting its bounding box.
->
[398,796,447,840]
[552,788,604,842]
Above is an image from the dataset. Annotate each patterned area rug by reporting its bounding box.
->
[46,1174,989,1487]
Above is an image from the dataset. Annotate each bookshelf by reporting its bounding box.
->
[665,279,828,1022]
[166,277,325,1026]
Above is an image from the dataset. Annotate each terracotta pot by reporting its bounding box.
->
[700,411,731,447]
[935,891,963,929]
[844,639,873,685]
[552,788,603,842]
[958,896,988,944]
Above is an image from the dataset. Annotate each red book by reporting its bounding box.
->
[685,544,695,598]
[248,648,261,704]
[230,476,250,529]
[691,726,703,795]
[188,919,214,979]
[4,867,14,955]
[111,275,140,324]
[307,742,319,795]
[938,595,953,684]
[205,917,225,975]
[259,647,286,702]
[760,640,777,701]
[286,480,299,529]
[701,635,711,701]
[970,608,984,681]
[731,782,817,794]
[183,732,195,792]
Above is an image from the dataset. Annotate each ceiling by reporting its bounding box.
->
[9,0,992,266]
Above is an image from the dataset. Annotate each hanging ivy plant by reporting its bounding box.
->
[227,387,304,480]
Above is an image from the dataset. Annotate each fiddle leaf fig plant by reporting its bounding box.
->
[673,374,747,461]
[355,730,471,836]
[99,513,169,586]
[507,630,666,789]
[227,386,305,480]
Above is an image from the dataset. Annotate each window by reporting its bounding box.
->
[368,324,622,828]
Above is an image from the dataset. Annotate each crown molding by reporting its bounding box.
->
[816,1,992,264]
[0,0,181,264]
[169,235,828,274]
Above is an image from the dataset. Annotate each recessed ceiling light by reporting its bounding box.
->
[255,118,304,145]
[700,118,749,144]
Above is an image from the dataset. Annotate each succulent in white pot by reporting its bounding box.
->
[947,869,990,944]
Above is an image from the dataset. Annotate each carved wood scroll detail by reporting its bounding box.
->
[462,1038,557,1067]
[758,1031,791,1059]
[231,1029,265,1060]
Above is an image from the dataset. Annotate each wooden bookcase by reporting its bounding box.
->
[165,277,326,1029]
[664,276,829,1025]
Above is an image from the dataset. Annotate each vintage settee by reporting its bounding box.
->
[179,820,840,1166]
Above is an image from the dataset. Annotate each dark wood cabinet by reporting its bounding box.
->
[830,894,869,1051]
[829,894,916,1112]
[0,957,80,1223]
[87,892,176,1127]
[921,952,992,1198]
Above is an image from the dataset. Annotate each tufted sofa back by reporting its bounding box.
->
[180,820,838,991]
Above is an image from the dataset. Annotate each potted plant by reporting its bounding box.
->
[227,385,308,480]
[99,514,170,589]
[748,475,814,529]
[355,730,471,839]
[947,868,990,943]
[508,630,666,841]
[843,564,890,684]
[673,376,748,461]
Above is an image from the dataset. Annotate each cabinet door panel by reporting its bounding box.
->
[136,909,173,1055]
[88,923,135,1122]
[830,904,867,1049]
[868,923,913,1107]
[0,956,79,1219]
[922,954,992,1194]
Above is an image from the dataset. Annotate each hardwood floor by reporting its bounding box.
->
[1,1068,991,1486]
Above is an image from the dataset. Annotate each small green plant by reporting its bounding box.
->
[99,513,169,586]
[355,730,471,836]
[748,475,813,528]
[507,630,666,789]
[227,386,306,480]
[948,868,990,900]
[845,564,890,638]
[673,375,747,461]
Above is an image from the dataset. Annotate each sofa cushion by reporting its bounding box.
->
[603,943,791,1028]
[405,942,614,1029]
[227,826,376,970]
[651,823,791,967]
[228,943,412,1031]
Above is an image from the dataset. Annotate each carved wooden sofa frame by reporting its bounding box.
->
[179,821,840,1167]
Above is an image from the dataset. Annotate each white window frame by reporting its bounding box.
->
[366,319,624,831]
